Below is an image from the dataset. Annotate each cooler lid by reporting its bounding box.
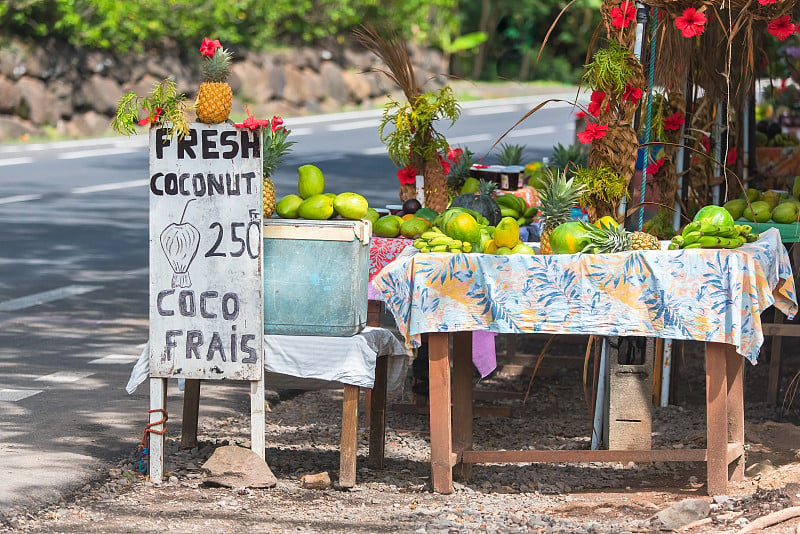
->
[263,218,371,243]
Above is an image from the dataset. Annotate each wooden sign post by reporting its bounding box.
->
[147,122,264,482]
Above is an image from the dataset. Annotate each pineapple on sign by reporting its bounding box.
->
[196,38,233,124]
[262,116,295,217]
[536,168,587,254]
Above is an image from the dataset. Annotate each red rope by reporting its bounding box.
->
[139,408,168,447]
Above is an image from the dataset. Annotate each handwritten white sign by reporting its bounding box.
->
[149,122,263,380]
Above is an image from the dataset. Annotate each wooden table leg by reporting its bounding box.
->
[767,309,784,406]
[339,384,359,488]
[181,379,201,449]
[452,331,473,481]
[428,332,454,494]
[363,300,383,428]
[368,356,388,469]
[706,342,745,495]
[726,346,745,482]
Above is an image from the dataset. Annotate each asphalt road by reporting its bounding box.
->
[0,89,581,515]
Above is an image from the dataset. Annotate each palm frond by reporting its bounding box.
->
[353,24,417,102]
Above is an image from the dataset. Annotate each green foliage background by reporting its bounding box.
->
[0,0,600,83]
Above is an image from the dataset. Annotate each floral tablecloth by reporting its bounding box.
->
[368,237,413,301]
[373,227,798,364]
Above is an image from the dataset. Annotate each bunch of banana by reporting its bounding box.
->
[668,221,759,250]
[412,228,473,253]
[495,193,538,226]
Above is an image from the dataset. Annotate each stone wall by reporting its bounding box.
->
[0,39,446,142]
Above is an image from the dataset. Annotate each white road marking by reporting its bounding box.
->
[447,134,493,144]
[72,179,147,194]
[0,157,34,166]
[89,354,140,365]
[57,147,141,160]
[35,371,94,383]
[0,389,41,402]
[327,119,379,131]
[288,127,314,136]
[0,194,42,205]
[463,105,520,116]
[361,146,389,155]
[0,284,102,312]
[505,126,559,137]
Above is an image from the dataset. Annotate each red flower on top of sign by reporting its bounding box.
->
[768,16,796,41]
[577,122,609,144]
[234,107,270,129]
[270,116,284,132]
[758,0,778,5]
[664,112,685,130]
[397,165,417,185]
[610,1,636,29]
[138,107,162,126]
[199,37,222,57]
[675,8,706,38]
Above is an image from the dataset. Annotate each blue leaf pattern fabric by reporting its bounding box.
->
[372,228,797,364]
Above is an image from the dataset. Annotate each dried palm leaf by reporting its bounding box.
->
[353,24,417,103]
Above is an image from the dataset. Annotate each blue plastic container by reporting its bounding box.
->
[262,219,371,336]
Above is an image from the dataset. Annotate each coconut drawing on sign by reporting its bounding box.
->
[160,199,200,288]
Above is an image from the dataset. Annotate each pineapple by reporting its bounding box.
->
[536,168,587,254]
[196,45,233,124]
[445,147,477,196]
[582,221,632,253]
[630,231,661,250]
[497,143,525,166]
[262,120,295,217]
[582,224,661,253]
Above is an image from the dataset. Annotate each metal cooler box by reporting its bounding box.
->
[262,219,371,336]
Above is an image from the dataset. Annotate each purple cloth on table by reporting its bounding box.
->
[472,331,497,378]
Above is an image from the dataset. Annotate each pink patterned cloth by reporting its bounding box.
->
[368,237,413,301]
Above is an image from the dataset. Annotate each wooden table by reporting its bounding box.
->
[426,331,744,495]
[372,228,797,495]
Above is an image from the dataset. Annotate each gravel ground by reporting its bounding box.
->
[3,337,800,533]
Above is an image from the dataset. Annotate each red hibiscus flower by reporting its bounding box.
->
[664,112,685,130]
[610,1,636,29]
[200,37,222,57]
[700,135,711,154]
[575,110,587,119]
[577,122,609,144]
[622,83,643,103]
[588,90,608,116]
[447,147,463,163]
[397,165,417,185]
[675,8,706,38]
[768,16,796,41]
[138,107,162,126]
[726,147,738,166]
[271,116,284,132]
[646,157,665,175]
[437,152,452,175]
[758,0,778,5]
[234,107,270,129]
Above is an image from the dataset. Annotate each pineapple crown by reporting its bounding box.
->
[477,179,498,196]
[445,147,477,190]
[201,45,232,83]
[497,143,525,166]
[582,220,631,254]
[537,167,588,225]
